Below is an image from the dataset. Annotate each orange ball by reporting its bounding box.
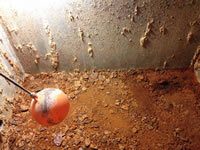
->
[30,88,70,126]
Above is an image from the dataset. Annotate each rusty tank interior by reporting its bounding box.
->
[0,0,200,149]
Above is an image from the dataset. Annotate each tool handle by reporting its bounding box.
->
[0,73,35,98]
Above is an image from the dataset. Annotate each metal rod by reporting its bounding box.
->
[0,73,34,97]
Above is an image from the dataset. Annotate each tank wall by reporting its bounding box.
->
[0,23,24,119]
[0,0,200,74]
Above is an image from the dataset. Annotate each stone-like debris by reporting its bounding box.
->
[1,69,200,150]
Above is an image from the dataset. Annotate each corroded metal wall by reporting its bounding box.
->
[0,23,24,119]
[0,0,200,73]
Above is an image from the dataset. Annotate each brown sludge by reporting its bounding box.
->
[3,69,200,150]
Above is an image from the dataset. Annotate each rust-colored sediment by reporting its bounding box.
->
[1,69,200,149]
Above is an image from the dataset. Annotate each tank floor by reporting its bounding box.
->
[3,69,200,149]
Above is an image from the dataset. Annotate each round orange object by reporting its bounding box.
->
[30,88,70,126]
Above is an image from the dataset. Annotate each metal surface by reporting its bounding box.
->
[0,23,24,118]
[0,0,200,74]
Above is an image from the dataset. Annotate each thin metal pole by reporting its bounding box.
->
[0,73,35,98]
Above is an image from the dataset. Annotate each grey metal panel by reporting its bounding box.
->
[0,23,24,117]
[0,0,199,73]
